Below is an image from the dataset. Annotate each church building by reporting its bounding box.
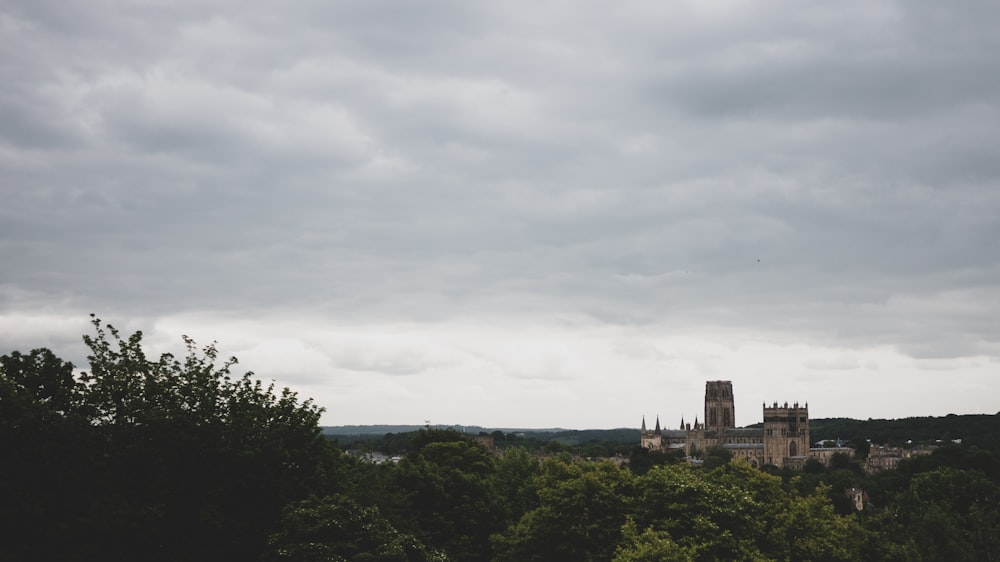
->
[640,380,848,469]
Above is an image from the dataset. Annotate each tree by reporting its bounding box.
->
[804,457,826,474]
[848,437,870,460]
[613,518,693,562]
[632,462,767,560]
[75,316,337,560]
[0,348,96,561]
[2,316,338,561]
[390,429,505,561]
[493,446,541,522]
[630,460,862,561]
[890,468,1000,561]
[771,484,862,561]
[702,446,732,470]
[629,446,685,475]
[0,348,80,417]
[265,494,447,562]
[829,452,855,470]
[490,429,507,447]
[492,458,634,562]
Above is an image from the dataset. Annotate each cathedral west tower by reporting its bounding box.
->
[704,380,735,433]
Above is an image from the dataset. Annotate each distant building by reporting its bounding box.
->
[865,444,934,474]
[345,450,402,464]
[474,434,496,451]
[845,487,867,511]
[640,380,853,469]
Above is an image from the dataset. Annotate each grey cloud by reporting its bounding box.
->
[2,0,998,386]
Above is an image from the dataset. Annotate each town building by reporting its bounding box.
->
[640,380,852,469]
[865,444,934,474]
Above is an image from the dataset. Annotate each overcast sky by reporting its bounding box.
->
[2,0,999,429]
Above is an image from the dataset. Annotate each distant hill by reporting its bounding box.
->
[739,413,1000,449]
[323,425,639,447]
[326,413,1000,450]
[322,424,570,436]
[808,414,1000,448]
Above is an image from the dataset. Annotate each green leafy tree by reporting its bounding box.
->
[889,468,1000,561]
[771,484,862,562]
[628,445,682,475]
[3,317,339,561]
[613,518,694,562]
[857,511,921,562]
[492,458,634,562]
[390,429,504,561]
[847,437,870,460]
[632,462,767,560]
[0,348,96,561]
[0,348,80,416]
[76,316,337,560]
[701,446,732,470]
[804,457,826,474]
[266,494,447,562]
[630,460,862,561]
[493,446,541,522]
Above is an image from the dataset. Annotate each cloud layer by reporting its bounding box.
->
[2,0,998,427]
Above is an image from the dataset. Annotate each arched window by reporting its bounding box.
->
[789,441,798,457]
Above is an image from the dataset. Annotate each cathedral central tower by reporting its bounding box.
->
[704,380,735,433]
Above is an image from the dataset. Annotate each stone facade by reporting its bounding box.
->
[641,380,852,469]
[865,444,933,474]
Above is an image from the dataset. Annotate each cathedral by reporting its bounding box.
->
[640,380,849,468]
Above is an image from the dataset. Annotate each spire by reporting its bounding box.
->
[641,416,647,432]
[654,416,661,432]
[680,416,685,430]
[694,416,699,429]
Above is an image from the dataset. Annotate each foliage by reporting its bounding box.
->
[389,429,505,562]
[331,427,638,456]
[492,458,634,562]
[628,445,685,475]
[889,468,1000,561]
[266,494,447,562]
[701,446,732,470]
[493,446,542,521]
[1,317,337,561]
[810,414,1000,449]
[0,348,95,561]
[613,518,694,562]
[632,462,765,560]
[773,484,862,562]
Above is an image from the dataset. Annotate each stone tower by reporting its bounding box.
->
[763,401,810,467]
[704,380,735,433]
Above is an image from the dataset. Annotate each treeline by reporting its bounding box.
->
[334,412,1000,456]
[3,318,1000,561]
[329,426,639,446]
[810,415,1000,449]
[334,428,636,459]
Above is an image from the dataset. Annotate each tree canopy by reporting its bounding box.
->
[1,316,336,561]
